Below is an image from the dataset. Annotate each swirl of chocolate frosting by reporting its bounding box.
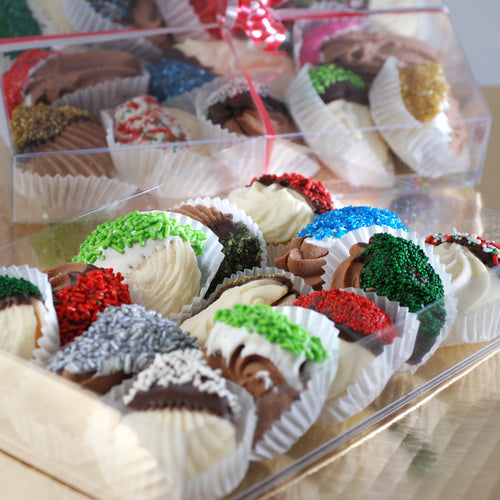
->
[25,49,142,105]
[275,237,329,290]
[206,350,300,442]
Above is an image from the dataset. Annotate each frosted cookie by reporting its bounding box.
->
[45,303,198,394]
[204,304,329,445]
[276,205,408,290]
[181,270,307,346]
[90,348,256,499]
[369,58,469,178]
[294,289,396,400]
[228,173,334,257]
[285,63,394,186]
[330,232,447,365]
[425,232,500,314]
[170,199,266,295]
[72,211,220,317]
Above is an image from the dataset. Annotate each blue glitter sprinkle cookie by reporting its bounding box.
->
[147,58,216,103]
[275,206,408,290]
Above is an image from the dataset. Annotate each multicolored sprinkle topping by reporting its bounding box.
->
[250,173,334,215]
[114,94,189,145]
[213,303,327,362]
[297,205,408,240]
[426,232,500,267]
[73,211,207,264]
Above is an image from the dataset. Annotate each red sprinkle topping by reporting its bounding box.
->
[293,289,397,344]
[249,173,334,214]
[2,49,57,117]
[55,268,131,346]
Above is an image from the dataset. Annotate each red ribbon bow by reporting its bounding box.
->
[219,0,287,53]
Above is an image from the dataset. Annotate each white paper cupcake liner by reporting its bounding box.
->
[14,168,137,214]
[317,288,420,424]
[321,229,457,372]
[369,56,471,178]
[60,0,164,62]
[195,75,322,178]
[284,64,395,188]
[3,369,101,464]
[250,305,340,461]
[0,264,59,365]
[102,108,211,190]
[52,72,150,121]
[88,379,256,500]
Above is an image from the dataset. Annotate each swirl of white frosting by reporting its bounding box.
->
[181,278,293,346]
[228,182,314,245]
[430,242,500,314]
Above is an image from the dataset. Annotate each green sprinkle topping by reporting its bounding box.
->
[359,233,446,341]
[0,275,42,300]
[309,63,365,96]
[213,303,327,362]
[73,211,207,263]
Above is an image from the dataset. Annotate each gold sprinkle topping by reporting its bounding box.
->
[11,104,92,153]
[398,61,450,123]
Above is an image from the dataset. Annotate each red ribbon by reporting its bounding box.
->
[219,0,287,54]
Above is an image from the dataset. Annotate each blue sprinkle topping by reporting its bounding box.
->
[146,59,216,102]
[297,205,409,240]
[87,0,132,23]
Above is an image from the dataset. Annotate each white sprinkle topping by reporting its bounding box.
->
[123,349,241,416]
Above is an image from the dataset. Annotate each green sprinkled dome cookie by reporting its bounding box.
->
[72,211,213,318]
[205,303,332,446]
[331,232,446,365]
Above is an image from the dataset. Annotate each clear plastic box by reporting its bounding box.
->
[0,151,499,499]
[0,6,492,224]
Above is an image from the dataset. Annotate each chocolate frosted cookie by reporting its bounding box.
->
[206,89,301,140]
[11,103,115,178]
[170,202,263,294]
[24,49,142,105]
[204,303,328,442]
